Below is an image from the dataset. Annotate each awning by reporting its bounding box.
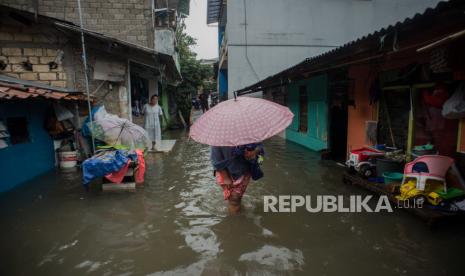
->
[0,75,88,101]
[54,22,182,81]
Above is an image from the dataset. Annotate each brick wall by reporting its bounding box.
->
[0,24,68,87]
[0,0,154,48]
[0,21,125,116]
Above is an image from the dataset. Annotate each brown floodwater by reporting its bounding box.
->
[1,130,464,275]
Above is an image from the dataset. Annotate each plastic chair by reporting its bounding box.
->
[402,155,454,191]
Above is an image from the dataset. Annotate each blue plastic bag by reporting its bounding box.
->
[82,150,136,187]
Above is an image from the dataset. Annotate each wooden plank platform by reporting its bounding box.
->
[102,182,136,192]
[101,171,139,192]
[153,139,176,152]
[147,139,176,153]
[342,172,457,225]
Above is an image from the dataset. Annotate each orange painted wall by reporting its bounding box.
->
[347,64,377,155]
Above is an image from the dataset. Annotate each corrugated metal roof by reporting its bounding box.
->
[0,79,88,101]
[0,5,177,75]
[0,75,78,93]
[54,22,158,56]
[53,18,181,81]
[237,0,465,94]
[207,0,223,24]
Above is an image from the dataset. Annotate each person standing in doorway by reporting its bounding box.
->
[143,95,163,151]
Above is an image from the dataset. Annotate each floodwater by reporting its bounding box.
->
[1,131,465,276]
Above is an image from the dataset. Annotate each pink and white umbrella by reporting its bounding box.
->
[190,96,294,146]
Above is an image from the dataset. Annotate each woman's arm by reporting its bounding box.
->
[244,148,260,160]
[244,143,264,160]
[141,104,146,115]
[211,147,232,184]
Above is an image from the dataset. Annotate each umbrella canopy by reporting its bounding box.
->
[88,115,150,149]
[190,96,294,146]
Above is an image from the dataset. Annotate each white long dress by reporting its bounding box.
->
[143,103,163,142]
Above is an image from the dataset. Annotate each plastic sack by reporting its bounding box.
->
[81,105,103,137]
[82,150,133,186]
[134,149,146,184]
[104,161,130,183]
[422,85,449,108]
[442,83,465,119]
[93,105,108,121]
[53,103,74,121]
[104,149,145,184]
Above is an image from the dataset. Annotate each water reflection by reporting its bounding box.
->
[0,131,464,275]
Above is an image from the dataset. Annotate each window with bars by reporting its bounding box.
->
[6,117,30,145]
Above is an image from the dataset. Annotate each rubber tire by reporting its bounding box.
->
[359,164,373,178]
[347,166,356,174]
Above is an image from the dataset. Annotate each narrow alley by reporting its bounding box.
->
[2,1,465,275]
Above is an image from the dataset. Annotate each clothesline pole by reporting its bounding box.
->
[76,0,95,153]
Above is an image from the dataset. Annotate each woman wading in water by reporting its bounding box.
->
[189,96,291,214]
[211,143,264,214]
[143,95,163,151]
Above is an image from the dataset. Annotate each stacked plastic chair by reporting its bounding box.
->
[402,155,454,191]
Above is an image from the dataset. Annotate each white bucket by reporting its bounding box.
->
[58,151,78,169]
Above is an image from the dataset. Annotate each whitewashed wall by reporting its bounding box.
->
[226,0,442,97]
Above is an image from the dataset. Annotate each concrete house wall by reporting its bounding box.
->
[224,0,442,98]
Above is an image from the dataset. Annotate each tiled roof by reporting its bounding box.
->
[0,81,88,101]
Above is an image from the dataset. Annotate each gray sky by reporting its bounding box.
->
[185,0,218,59]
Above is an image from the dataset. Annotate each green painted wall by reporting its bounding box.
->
[158,84,171,129]
[286,74,328,151]
[160,89,169,128]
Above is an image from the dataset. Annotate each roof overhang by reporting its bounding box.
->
[0,5,181,82]
[54,22,181,82]
[207,0,224,24]
[236,0,465,95]
[0,75,88,101]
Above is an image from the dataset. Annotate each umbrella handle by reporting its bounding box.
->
[114,122,126,146]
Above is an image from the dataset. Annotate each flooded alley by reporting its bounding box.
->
[1,131,464,276]
[2,1,465,275]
